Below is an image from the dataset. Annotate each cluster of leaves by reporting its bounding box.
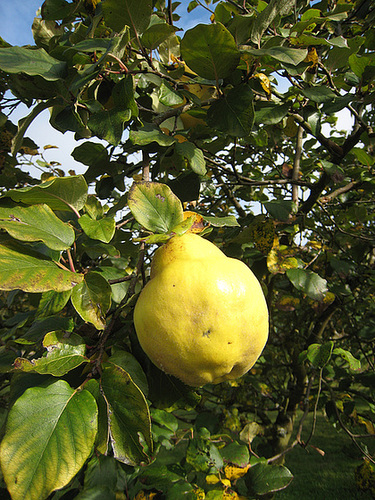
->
[0,0,374,499]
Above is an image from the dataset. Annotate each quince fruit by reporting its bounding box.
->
[134,233,268,387]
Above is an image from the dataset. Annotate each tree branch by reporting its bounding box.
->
[319,181,360,203]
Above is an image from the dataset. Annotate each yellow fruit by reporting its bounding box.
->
[133,233,268,387]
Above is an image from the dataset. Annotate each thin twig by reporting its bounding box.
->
[66,248,75,273]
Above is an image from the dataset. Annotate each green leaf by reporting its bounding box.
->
[202,215,240,227]
[14,331,88,376]
[0,242,83,292]
[71,271,112,330]
[0,202,75,250]
[286,268,328,301]
[151,408,179,433]
[349,54,370,78]
[255,103,290,125]
[158,81,184,106]
[88,76,138,145]
[250,0,296,44]
[109,351,148,396]
[245,462,293,496]
[79,214,116,243]
[128,181,183,233]
[241,46,308,66]
[333,348,361,371]
[141,19,177,50]
[100,363,152,465]
[0,380,98,500]
[207,84,254,137]
[0,46,66,80]
[301,86,337,103]
[102,0,153,36]
[306,342,334,368]
[23,315,74,343]
[129,123,175,147]
[175,141,206,175]
[264,200,294,221]
[98,266,130,304]
[2,175,88,213]
[168,171,201,203]
[41,0,77,20]
[76,488,116,500]
[351,147,374,166]
[0,348,18,374]
[84,454,118,491]
[181,23,240,80]
[84,379,109,455]
[36,290,72,318]
[221,442,250,468]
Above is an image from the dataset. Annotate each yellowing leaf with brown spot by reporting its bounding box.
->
[183,210,206,233]
[224,464,251,481]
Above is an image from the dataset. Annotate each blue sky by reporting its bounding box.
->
[0,0,208,46]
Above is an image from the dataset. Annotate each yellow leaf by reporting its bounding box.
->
[183,211,206,233]
[267,240,299,274]
[276,295,300,312]
[223,491,240,499]
[254,73,272,99]
[284,116,299,138]
[357,416,375,435]
[206,474,220,485]
[247,217,275,254]
[224,464,251,481]
[193,486,206,499]
[134,491,157,500]
[304,47,319,69]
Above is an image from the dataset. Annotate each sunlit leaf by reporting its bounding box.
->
[71,271,112,330]
[0,380,97,500]
[128,181,183,233]
[175,141,206,175]
[0,46,66,80]
[0,202,75,250]
[241,46,308,66]
[333,348,361,371]
[306,342,334,368]
[202,215,239,227]
[79,214,116,243]
[14,331,88,376]
[0,241,83,292]
[36,290,72,318]
[129,123,175,147]
[2,175,88,212]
